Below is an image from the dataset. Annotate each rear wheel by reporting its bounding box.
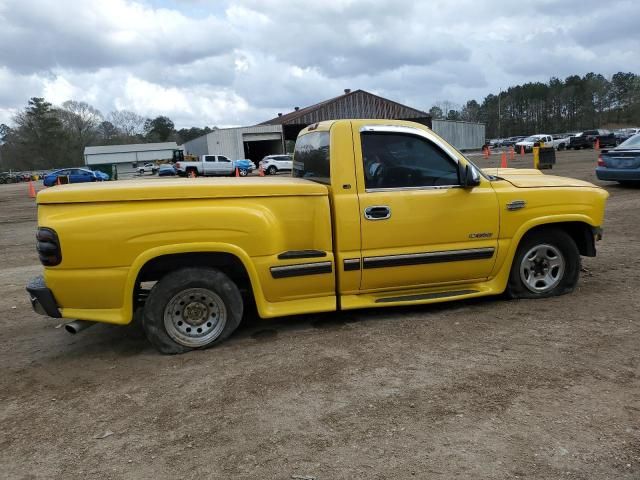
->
[267,166,277,175]
[507,229,580,299]
[143,267,243,354]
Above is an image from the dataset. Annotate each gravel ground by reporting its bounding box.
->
[0,149,638,479]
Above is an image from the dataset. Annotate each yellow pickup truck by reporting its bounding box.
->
[27,119,608,354]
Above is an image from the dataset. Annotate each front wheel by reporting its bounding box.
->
[239,168,248,177]
[267,166,277,175]
[143,267,243,354]
[506,229,580,299]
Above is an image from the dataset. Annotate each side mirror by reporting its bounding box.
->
[459,163,480,188]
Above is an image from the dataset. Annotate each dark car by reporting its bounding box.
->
[43,168,109,187]
[569,129,617,150]
[596,134,640,185]
[158,164,177,176]
[501,136,525,147]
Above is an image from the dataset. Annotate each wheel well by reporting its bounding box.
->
[133,252,253,308]
[521,222,596,257]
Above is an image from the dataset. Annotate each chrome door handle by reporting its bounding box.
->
[364,205,391,220]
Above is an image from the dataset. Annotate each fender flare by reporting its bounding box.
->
[121,242,266,324]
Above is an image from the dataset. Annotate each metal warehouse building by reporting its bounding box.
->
[84,142,181,177]
[182,125,285,164]
[182,89,485,161]
[431,119,485,151]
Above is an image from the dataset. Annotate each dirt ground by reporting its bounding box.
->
[0,149,638,479]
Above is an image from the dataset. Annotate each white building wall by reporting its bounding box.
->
[85,149,177,165]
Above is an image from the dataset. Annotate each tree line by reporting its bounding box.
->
[0,98,215,171]
[2,71,639,171]
[429,72,640,138]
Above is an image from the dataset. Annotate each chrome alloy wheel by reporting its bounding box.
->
[163,288,227,347]
[519,244,565,294]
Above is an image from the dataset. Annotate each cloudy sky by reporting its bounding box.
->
[1,0,639,128]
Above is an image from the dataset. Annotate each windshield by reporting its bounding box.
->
[618,134,640,148]
[523,136,539,142]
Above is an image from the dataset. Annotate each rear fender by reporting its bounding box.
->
[123,242,265,324]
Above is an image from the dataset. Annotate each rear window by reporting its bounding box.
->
[292,132,330,184]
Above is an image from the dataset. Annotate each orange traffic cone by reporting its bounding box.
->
[500,151,508,168]
[28,179,36,198]
[520,145,525,156]
[56,176,61,186]
[509,146,515,160]
[483,146,488,159]
[259,164,265,177]
[595,138,600,150]
[235,167,240,177]
[189,170,195,178]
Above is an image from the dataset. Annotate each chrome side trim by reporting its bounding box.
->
[343,258,361,271]
[362,247,495,269]
[270,261,333,279]
[277,250,327,260]
[365,185,460,193]
[506,200,526,211]
[376,289,478,303]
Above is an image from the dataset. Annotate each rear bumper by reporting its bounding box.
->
[596,167,640,181]
[26,275,61,318]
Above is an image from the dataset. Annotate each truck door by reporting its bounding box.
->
[203,155,217,175]
[217,156,234,175]
[354,124,500,291]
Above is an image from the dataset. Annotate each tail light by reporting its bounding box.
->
[597,155,604,167]
[36,227,62,266]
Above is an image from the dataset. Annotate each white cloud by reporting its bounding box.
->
[0,0,638,128]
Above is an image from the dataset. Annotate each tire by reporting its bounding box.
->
[506,228,580,299]
[239,168,248,177]
[186,168,198,177]
[267,166,277,175]
[558,143,565,151]
[143,267,243,354]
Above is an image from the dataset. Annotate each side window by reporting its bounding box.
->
[292,132,330,184]
[204,155,216,162]
[218,156,231,163]
[361,132,459,189]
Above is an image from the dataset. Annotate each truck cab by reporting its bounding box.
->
[175,155,234,176]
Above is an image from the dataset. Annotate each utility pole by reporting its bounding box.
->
[498,89,501,139]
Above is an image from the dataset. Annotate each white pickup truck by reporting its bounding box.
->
[175,155,234,177]
[515,134,569,152]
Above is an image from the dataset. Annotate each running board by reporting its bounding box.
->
[375,289,478,303]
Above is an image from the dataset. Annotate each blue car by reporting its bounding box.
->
[233,159,255,176]
[596,134,640,185]
[43,168,109,187]
[158,164,177,176]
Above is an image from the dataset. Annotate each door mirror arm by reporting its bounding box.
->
[459,163,480,189]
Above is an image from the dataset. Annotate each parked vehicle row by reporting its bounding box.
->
[0,171,48,183]
[614,127,640,144]
[490,129,624,151]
